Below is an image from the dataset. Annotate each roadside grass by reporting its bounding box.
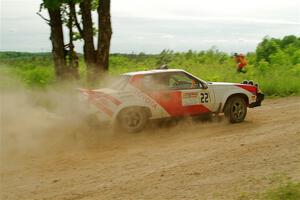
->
[260,181,300,200]
[238,180,300,200]
[238,174,300,200]
[1,52,300,96]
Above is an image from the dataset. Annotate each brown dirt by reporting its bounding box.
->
[1,97,300,200]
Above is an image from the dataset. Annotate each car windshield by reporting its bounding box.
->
[108,75,130,90]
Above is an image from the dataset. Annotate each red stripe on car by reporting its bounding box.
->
[80,89,122,106]
[79,88,116,117]
[149,91,211,116]
[88,95,114,117]
[92,91,122,106]
[236,84,257,94]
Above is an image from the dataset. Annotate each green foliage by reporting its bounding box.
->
[256,37,280,63]
[42,0,82,9]
[0,52,55,88]
[269,49,291,66]
[256,35,300,64]
[257,59,270,73]
[1,35,300,96]
[252,35,300,96]
[291,49,300,65]
[280,35,300,48]
[238,179,300,200]
[16,67,54,87]
[261,181,300,200]
[43,0,62,9]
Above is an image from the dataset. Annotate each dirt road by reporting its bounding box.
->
[1,97,300,200]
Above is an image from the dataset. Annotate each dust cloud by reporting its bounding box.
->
[0,77,114,158]
[0,74,223,160]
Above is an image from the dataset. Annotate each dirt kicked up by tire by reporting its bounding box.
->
[1,97,300,200]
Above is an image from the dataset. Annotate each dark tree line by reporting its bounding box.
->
[39,0,112,83]
[256,35,300,64]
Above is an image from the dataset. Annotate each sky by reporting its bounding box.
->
[0,0,300,53]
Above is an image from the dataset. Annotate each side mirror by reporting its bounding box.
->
[201,82,208,89]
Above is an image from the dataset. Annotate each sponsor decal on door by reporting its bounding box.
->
[182,91,209,106]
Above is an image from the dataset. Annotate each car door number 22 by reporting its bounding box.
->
[200,92,209,103]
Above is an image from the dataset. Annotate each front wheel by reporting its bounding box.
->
[224,96,247,123]
[117,107,149,133]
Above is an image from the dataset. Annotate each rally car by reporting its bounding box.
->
[80,68,264,132]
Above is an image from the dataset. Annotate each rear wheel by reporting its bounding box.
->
[117,107,149,133]
[224,96,247,123]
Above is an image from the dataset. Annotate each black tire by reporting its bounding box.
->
[117,107,149,133]
[224,96,247,123]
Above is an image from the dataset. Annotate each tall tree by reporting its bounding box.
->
[65,1,80,79]
[44,1,67,80]
[79,0,113,82]
[97,0,112,71]
[39,0,80,80]
[80,0,99,82]
[39,0,113,83]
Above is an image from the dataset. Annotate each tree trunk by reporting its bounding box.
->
[80,0,99,83]
[67,2,79,79]
[48,8,66,80]
[97,0,112,71]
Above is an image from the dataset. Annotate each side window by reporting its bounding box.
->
[141,74,170,90]
[169,72,201,90]
[140,72,202,91]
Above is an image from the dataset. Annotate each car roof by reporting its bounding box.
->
[122,69,186,76]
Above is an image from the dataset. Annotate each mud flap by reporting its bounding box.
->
[249,93,264,108]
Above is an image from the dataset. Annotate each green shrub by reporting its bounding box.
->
[18,67,54,87]
[260,181,300,200]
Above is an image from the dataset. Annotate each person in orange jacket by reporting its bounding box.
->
[234,53,247,73]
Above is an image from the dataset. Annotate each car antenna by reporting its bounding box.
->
[157,64,168,70]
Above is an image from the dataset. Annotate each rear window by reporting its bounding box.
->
[108,75,130,90]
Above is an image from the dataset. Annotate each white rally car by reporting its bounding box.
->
[80,69,264,132]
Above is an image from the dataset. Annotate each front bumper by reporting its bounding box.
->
[249,93,264,108]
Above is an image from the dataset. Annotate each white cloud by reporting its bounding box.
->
[162,34,175,39]
[136,36,145,40]
[112,0,300,24]
[1,0,299,53]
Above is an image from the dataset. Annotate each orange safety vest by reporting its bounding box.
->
[235,54,247,68]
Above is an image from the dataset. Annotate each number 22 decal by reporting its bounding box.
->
[200,92,209,103]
